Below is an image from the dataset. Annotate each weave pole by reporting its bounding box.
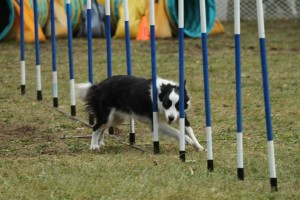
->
[66,0,76,116]
[178,0,185,162]
[20,0,26,95]
[87,0,94,125]
[124,0,135,145]
[33,0,42,100]
[256,0,278,191]
[50,0,58,107]
[234,0,244,180]
[105,0,112,78]
[149,0,159,154]
[199,0,213,171]
[105,0,114,135]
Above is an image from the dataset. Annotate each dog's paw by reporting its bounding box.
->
[90,144,100,150]
[196,144,205,152]
[185,135,194,145]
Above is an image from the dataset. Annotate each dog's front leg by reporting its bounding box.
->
[158,123,194,145]
[185,116,205,151]
[90,123,102,150]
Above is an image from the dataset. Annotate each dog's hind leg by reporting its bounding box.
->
[158,123,194,145]
[185,116,204,151]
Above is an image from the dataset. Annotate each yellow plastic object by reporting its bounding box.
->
[45,0,68,38]
[144,0,172,38]
[210,20,225,35]
[12,0,46,43]
[97,0,106,5]
[114,0,146,39]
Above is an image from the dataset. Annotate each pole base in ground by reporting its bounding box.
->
[129,133,135,145]
[179,151,185,162]
[208,160,214,172]
[21,85,26,95]
[153,141,160,154]
[270,178,278,191]
[71,105,76,116]
[89,114,94,126]
[237,168,244,180]
[53,97,58,108]
[37,90,42,100]
[109,127,114,135]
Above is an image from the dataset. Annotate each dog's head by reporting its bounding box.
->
[158,81,190,123]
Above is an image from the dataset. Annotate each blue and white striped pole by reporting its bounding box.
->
[150,0,159,154]
[33,0,42,100]
[20,0,26,95]
[105,0,112,78]
[124,0,135,145]
[200,0,213,171]
[256,0,278,191]
[178,0,185,162]
[234,0,244,180]
[106,0,114,135]
[66,0,76,116]
[87,0,94,125]
[50,0,58,107]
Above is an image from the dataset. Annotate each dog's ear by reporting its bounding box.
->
[159,84,166,101]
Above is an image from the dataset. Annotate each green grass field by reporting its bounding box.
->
[0,20,299,199]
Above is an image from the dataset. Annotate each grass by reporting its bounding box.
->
[0,20,300,199]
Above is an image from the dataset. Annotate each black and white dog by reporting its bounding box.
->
[76,75,204,151]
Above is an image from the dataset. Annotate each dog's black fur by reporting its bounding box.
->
[76,75,204,151]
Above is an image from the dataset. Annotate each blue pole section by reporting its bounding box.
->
[66,0,76,116]
[33,0,42,100]
[150,0,159,154]
[125,21,132,76]
[235,34,242,140]
[178,0,185,162]
[202,34,211,127]
[105,15,112,78]
[105,0,112,78]
[259,39,273,142]
[20,0,26,95]
[50,0,58,107]
[87,0,94,125]
[256,0,277,191]
[150,26,157,113]
[124,0,135,144]
[87,6,93,83]
[200,0,213,171]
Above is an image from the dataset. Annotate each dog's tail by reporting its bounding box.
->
[75,82,92,101]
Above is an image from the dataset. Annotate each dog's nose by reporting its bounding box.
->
[168,116,175,123]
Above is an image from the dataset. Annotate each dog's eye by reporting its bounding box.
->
[175,102,179,111]
[175,102,188,110]
[184,103,189,109]
[163,100,172,108]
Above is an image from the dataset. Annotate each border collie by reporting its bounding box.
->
[76,75,204,151]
